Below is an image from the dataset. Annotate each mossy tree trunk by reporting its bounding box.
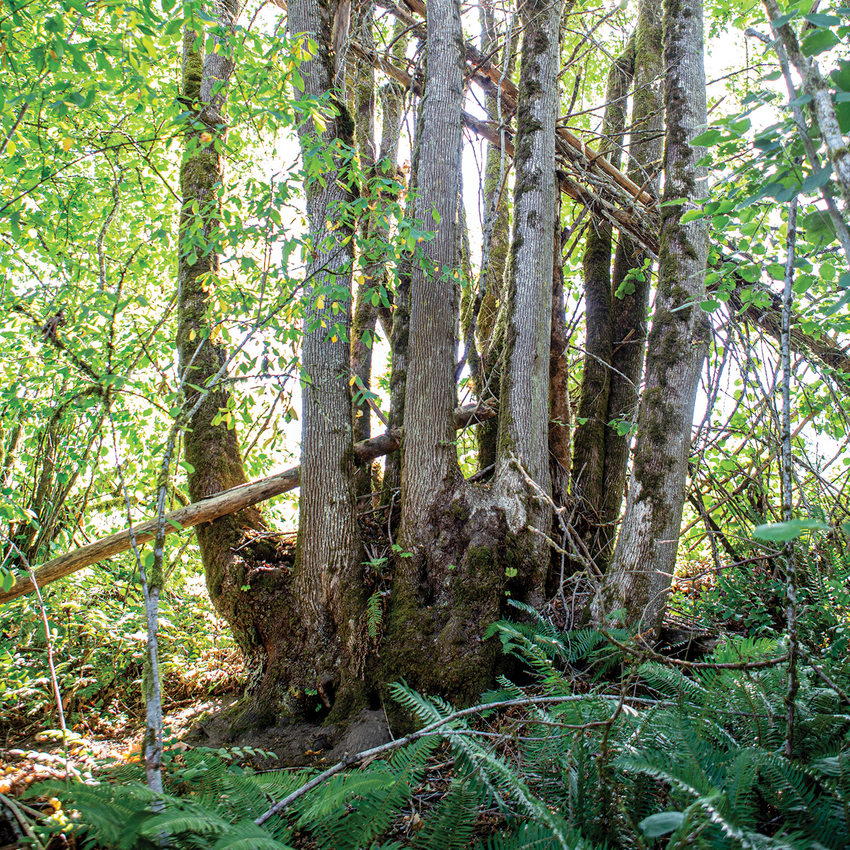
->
[593,0,710,634]
[379,22,414,506]
[598,0,665,568]
[177,2,292,713]
[474,1,516,475]
[494,0,561,581]
[349,0,378,497]
[570,39,635,571]
[548,194,571,541]
[382,0,561,706]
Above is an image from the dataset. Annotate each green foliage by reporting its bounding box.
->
[691,538,850,654]
[21,579,850,848]
[0,562,243,727]
[30,745,304,848]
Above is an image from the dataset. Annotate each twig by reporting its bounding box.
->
[0,792,44,849]
[781,196,799,759]
[255,691,642,824]
[2,539,69,780]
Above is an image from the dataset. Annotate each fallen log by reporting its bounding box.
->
[0,403,496,605]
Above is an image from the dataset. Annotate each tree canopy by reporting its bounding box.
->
[1,0,850,844]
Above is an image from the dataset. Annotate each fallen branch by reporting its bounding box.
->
[0,403,495,604]
[254,690,652,824]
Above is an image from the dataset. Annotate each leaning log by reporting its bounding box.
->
[0,403,496,604]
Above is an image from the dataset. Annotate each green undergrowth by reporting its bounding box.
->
[25,626,850,846]
[0,559,244,734]
[15,544,850,848]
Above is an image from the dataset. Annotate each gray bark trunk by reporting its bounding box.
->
[399,0,465,544]
[594,0,710,634]
[571,40,635,567]
[289,0,364,710]
[379,23,414,506]
[549,194,571,513]
[382,0,561,710]
[600,0,665,567]
[349,0,377,498]
[494,0,562,577]
[474,2,515,474]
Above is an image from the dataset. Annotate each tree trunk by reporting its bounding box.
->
[549,194,571,513]
[177,8,290,708]
[349,0,378,497]
[599,0,665,569]
[176,0,368,728]
[593,0,710,634]
[474,1,515,474]
[494,0,560,580]
[570,39,635,569]
[379,21,414,506]
[382,0,561,708]
[288,0,366,719]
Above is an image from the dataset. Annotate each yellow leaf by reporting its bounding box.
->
[189,328,196,341]
[6,140,15,156]
[330,334,338,343]
[314,293,325,311]
[62,138,73,152]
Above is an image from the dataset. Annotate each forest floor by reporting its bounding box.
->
[0,696,237,798]
[0,691,394,803]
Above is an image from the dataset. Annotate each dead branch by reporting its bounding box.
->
[0,403,495,605]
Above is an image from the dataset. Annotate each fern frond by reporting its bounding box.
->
[411,781,479,849]
[475,820,595,849]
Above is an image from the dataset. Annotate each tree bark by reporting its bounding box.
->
[474,1,515,474]
[288,0,366,718]
[571,39,635,568]
[378,22,414,506]
[379,0,561,710]
[349,0,378,497]
[549,194,571,513]
[398,0,465,544]
[494,0,561,579]
[600,5,664,569]
[594,0,710,634]
[176,6,289,702]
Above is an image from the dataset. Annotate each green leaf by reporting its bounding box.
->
[771,11,800,27]
[801,166,832,193]
[640,811,685,838]
[804,12,841,26]
[801,28,839,56]
[692,128,723,146]
[753,518,830,542]
[802,209,837,247]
